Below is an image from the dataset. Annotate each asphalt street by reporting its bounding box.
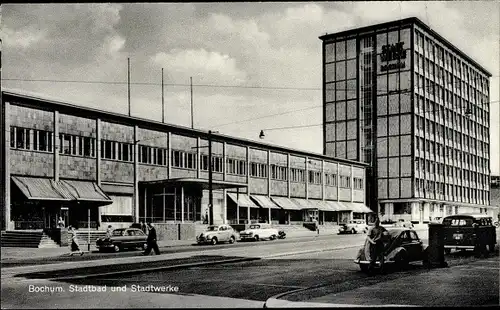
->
[2,229,498,308]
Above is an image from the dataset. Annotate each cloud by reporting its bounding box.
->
[1,27,46,49]
[152,49,247,84]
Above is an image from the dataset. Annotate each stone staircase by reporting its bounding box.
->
[1,230,59,248]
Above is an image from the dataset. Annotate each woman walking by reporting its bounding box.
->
[68,226,84,256]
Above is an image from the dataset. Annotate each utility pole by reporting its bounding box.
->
[208,130,213,225]
[128,57,131,116]
[161,68,164,123]
[190,77,194,129]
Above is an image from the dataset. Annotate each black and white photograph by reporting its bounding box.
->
[1,1,499,308]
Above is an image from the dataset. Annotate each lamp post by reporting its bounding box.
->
[208,130,213,225]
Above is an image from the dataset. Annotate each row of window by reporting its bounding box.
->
[415,137,490,165]
[415,29,489,94]
[11,127,53,153]
[415,158,489,185]
[415,178,490,201]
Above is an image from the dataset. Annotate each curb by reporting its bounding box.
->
[47,256,262,281]
[264,298,416,308]
[262,244,363,259]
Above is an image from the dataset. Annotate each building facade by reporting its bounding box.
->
[1,90,371,231]
[320,17,494,223]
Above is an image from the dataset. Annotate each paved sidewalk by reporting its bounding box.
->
[266,256,499,307]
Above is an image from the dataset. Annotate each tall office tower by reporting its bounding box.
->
[320,17,492,222]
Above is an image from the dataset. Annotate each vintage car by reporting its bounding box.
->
[338,220,369,234]
[354,228,429,272]
[442,213,497,256]
[96,228,147,252]
[239,223,279,241]
[196,224,238,245]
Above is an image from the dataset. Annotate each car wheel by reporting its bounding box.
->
[444,248,451,255]
[270,235,276,240]
[254,235,259,241]
[351,228,356,234]
[211,237,218,245]
[228,236,235,244]
[113,244,121,252]
[395,252,409,269]
[142,243,148,251]
[359,264,369,273]
[489,243,496,253]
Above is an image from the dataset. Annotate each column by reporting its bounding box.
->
[133,125,139,222]
[3,101,12,230]
[181,186,185,223]
[223,142,227,181]
[350,164,353,202]
[236,188,240,224]
[304,156,308,199]
[96,118,102,228]
[321,160,325,201]
[287,154,291,198]
[167,132,172,179]
[268,207,271,224]
[247,206,250,224]
[267,150,271,195]
[143,187,147,222]
[196,137,201,179]
[54,110,60,182]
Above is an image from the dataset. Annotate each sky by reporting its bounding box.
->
[2,2,499,174]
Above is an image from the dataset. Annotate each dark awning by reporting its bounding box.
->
[140,178,248,190]
[58,180,112,204]
[11,176,112,205]
[12,176,72,201]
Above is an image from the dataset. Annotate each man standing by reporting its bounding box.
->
[367,218,387,273]
[143,222,160,255]
[106,225,113,239]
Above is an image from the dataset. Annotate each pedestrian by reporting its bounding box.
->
[140,221,147,234]
[366,218,387,274]
[106,225,113,239]
[143,222,160,255]
[314,218,319,235]
[68,226,84,256]
[57,216,65,228]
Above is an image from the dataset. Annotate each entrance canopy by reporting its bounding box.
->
[227,193,259,208]
[11,176,112,205]
[140,178,248,190]
[326,201,352,211]
[339,202,373,213]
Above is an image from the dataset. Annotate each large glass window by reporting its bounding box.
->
[336,40,346,60]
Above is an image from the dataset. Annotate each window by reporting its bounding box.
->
[291,167,305,183]
[171,150,197,169]
[339,175,351,188]
[118,142,134,162]
[226,158,246,175]
[270,164,287,181]
[325,173,338,186]
[308,170,322,184]
[33,129,53,152]
[200,155,223,173]
[79,136,95,157]
[250,162,268,178]
[354,177,364,189]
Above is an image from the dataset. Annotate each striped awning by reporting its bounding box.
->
[292,198,317,210]
[250,195,281,209]
[58,180,112,204]
[314,200,336,212]
[11,176,112,205]
[326,201,352,211]
[12,176,72,201]
[227,193,260,208]
[340,202,373,213]
[270,197,301,211]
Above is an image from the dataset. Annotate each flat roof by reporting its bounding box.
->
[319,17,491,77]
[2,89,368,168]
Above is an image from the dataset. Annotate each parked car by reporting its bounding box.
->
[354,228,429,272]
[196,224,237,245]
[96,228,147,252]
[338,220,369,234]
[394,219,414,228]
[239,223,279,241]
[442,213,497,256]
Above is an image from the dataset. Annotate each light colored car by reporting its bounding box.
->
[196,224,237,245]
[338,220,369,234]
[354,228,429,272]
[239,223,279,241]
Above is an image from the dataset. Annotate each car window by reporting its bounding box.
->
[249,225,260,229]
[127,230,135,236]
[112,229,126,236]
[400,231,411,242]
[443,218,473,226]
[219,226,226,231]
[409,231,419,241]
[207,226,218,231]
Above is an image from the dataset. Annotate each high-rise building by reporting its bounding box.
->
[320,17,493,223]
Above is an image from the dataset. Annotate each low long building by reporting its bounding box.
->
[1,90,371,231]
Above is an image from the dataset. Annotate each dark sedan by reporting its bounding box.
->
[96,228,147,252]
[354,228,429,272]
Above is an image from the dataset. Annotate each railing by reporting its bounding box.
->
[14,221,45,230]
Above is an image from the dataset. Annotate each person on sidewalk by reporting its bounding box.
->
[106,225,113,239]
[68,226,84,256]
[366,218,387,274]
[140,221,147,234]
[143,222,160,255]
[57,217,65,228]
